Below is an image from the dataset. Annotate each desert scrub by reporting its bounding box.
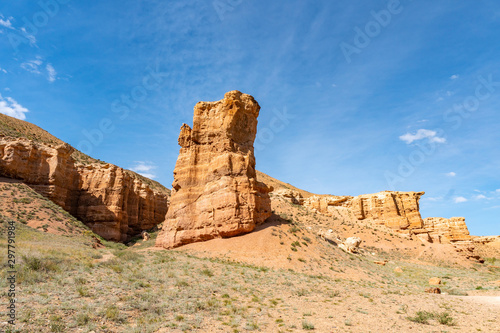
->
[302,320,315,330]
[407,311,455,326]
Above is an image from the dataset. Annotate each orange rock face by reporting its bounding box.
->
[348,191,424,229]
[155,91,272,249]
[423,217,472,243]
[303,191,424,230]
[0,137,169,241]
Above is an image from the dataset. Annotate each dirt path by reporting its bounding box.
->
[459,296,500,307]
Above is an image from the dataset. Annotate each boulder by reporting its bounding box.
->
[429,277,441,285]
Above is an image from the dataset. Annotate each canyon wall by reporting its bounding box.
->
[156,91,272,249]
[0,136,169,241]
[423,217,472,243]
[304,191,425,230]
[301,190,473,243]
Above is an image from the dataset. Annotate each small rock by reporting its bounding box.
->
[425,287,441,294]
[429,277,441,285]
[394,267,403,273]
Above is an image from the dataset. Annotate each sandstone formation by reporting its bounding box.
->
[155,91,272,249]
[339,236,362,254]
[273,188,304,205]
[304,191,425,230]
[423,217,472,243]
[0,136,169,241]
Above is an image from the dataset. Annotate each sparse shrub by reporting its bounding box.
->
[302,320,315,330]
[435,312,455,326]
[176,280,189,287]
[77,286,90,297]
[407,311,433,324]
[201,268,214,277]
[75,313,91,326]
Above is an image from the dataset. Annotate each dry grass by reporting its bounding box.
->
[0,218,498,332]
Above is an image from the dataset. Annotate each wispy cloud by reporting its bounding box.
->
[129,161,157,179]
[399,129,446,144]
[445,172,456,177]
[474,194,487,200]
[0,15,13,29]
[453,196,468,203]
[425,196,442,202]
[21,57,58,82]
[21,57,43,74]
[450,74,459,80]
[0,67,6,74]
[46,64,57,82]
[0,94,29,120]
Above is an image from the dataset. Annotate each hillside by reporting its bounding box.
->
[0,113,169,194]
[1,110,499,332]
[256,170,315,198]
[0,113,170,241]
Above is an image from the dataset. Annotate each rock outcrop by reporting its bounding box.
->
[156,91,272,249]
[423,217,472,243]
[273,189,304,205]
[303,191,424,230]
[0,136,169,241]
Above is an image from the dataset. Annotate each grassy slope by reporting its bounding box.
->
[0,212,498,332]
[0,113,170,195]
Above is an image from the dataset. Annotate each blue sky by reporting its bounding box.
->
[1,0,499,235]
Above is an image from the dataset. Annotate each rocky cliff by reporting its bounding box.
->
[423,217,472,243]
[156,91,272,249]
[303,191,425,230]
[0,136,169,241]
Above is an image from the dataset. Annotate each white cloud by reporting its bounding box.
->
[445,172,456,177]
[496,189,500,193]
[130,161,157,179]
[20,28,36,45]
[474,194,487,200]
[21,58,58,82]
[46,64,57,82]
[453,196,468,203]
[0,68,6,74]
[21,58,43,74]
[0,94,29,120]
[425,196,442,202]
[0,16,13,29]
[399,129,446,144]
[450,74,459,80]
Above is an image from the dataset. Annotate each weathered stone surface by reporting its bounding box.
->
[155,91,272,249]
[273,189,304,205]
[0,137,169,241]
[425,287,441,294]
[339,237,362,254]
[423,217,472,243]
[304,191,424,230]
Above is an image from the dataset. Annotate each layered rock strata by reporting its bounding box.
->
[156,91,272,249]
[0,136,169,241]
[423,217,472,243]
[303,191,425,230]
